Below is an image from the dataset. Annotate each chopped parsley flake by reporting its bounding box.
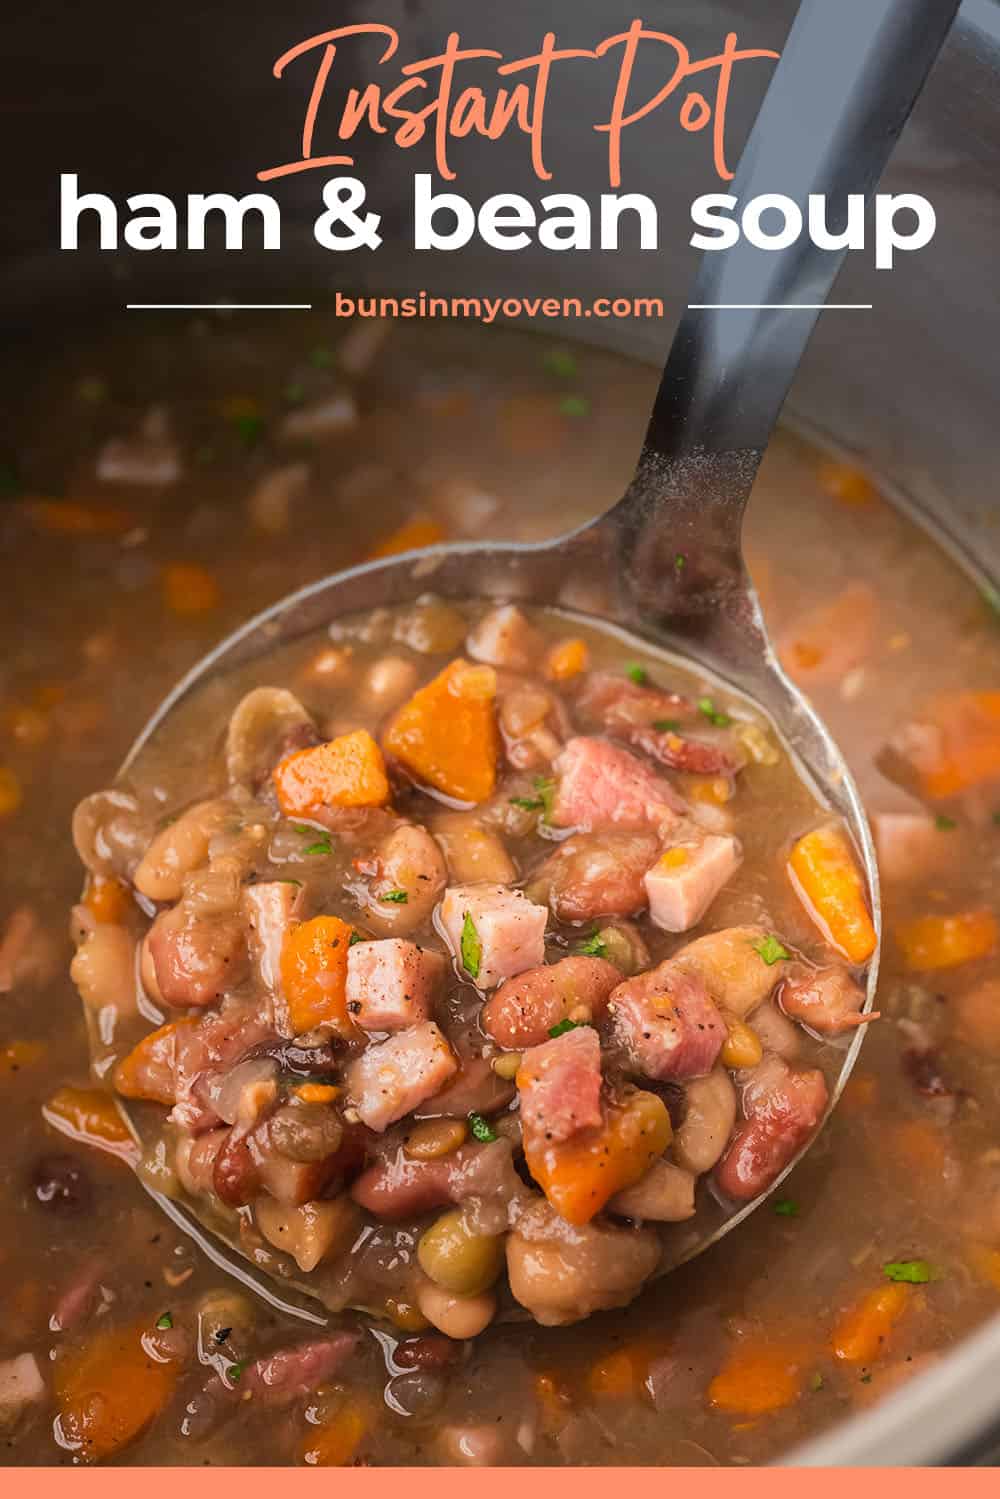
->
[810,1372,824,1392]
[548,1018,583,1038]
[576,932,609,959]
[284,381,305,406]
[155,1311,173,1330]
[509,777,555,821]
[226,1361,248,1384]
[994,811,1000,827]
[309,346,334,368]
[303,838,333,857]
[675,553,687,571]
[381,889,408,904]
[935,814,957,831]
[559,394,590,419]
[653,719,681,733]
[883,1259,937,1284]
[698,696,732,728]
[277,878,303,887]
[983,585,1000,618]
[348,930,363,947]
[543,348,578,379]
[626,663,648,685]
[460,912,482,980]
[233,413,264,449]
[753,934,790,966]
[773,1198,800,1218]
[468,1112,497,1143]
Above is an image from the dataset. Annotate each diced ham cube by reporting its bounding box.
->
[346,1021,457,1132]
[243,881,301,994]
[345,938,446,1032]
[466,605,544,671]
[609,960,725,1081]
[778,965,872,1036]
[240,1333,358,1406]
[438,884,547,990]
[517,1025,603,1144]
[872,810,957,885]
[714,1055,828,1201]
[552,737,684,834]
[0,1353,45,1428]
[644,836,742,933]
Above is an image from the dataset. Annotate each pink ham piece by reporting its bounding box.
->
[644,836,742,933]
[466,604,544,671]
[576,672,740,776]
[552,737,684,834]
[352,1138,523,1220]
[240,1333,358,1405]
[345,938,446,1032]
[517,1025,603,1144]
[346,1020,457,1132]
[779,966,873,1036]
[872,810,958,885]
[715,1055,828,1201]
[609,960,725,1081]
[146,905,249,1008]
[438,883,547,990]
[243,881,300,995]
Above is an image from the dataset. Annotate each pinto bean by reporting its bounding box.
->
[415,1281,496,1340]
[133,799,229,902]
[268,1103,344,1163]
[535,833,659,922]
[413,1056,514,1119]
[70,924,138,1017]
[432,813,517,885]
[672,1069,737,1175]
[72,789,149,880]
[607,1160,696,1223]
[146,904,248,1008]
[505,1206,660,1326]
[393,1335,461,1371]
[255,1193,361,1274]
[750,1000,802,1060]
[481,955,621,1050]
[362,823,447,937]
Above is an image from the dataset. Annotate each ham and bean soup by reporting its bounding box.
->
[0,318,998,1465]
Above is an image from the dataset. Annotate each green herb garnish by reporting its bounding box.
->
[698,696,732,728]
[509,776,554,821]
[226,1361,248,1384]
[543,348,578,379]
[460,912,482,980]
[935,814,957,831]
[773,1198,800,1218]
[753,934,791,966]
[576,932,608,959]
[468,1112,497,1143]
[810,1372,824,1392]
[155,1311,173,1330]
[293,823,313,834]
[653,719,681,733]
[381,889,408,904]
[348,930,363,947]
[675,553,687,571]
[234,413,264,448]
[883,1259,937,1284]
[277,878,303,887]
[0,462,21,498]
[284,381,305,406]
[626,663,648,685]
[303,838,333,857]
[559,394,590,419]
[983,585,1000,618]
[309,346,334,368]
[859,1372,872,1385]
[548,1018,582,1039]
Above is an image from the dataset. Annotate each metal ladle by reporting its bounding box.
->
[112,0,958,1311]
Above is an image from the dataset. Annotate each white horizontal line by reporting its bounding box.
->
[125,303,314,310]
[687,303,872,310]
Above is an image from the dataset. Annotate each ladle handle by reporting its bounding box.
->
[643,0,961,466]
[604,0,960,646]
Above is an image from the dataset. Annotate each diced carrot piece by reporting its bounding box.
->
[43,1086,137,1161]
[887,1118,949,1181]
[953,978,1000,1054]
[35,681,68,710]
[840,1072,878,1115]
[53,1317,180,1462]
[83,875,132,925]
[894,691,1000,799]
[273,729,389,818]
[779,582,876,684]
[382,658,499,805]
[300,1403,369,1467]
[280,916,359,1038]
[113,1019,195,1105]
[895,910,997,972]
[162,563,220,616]
[25,499,135,536]
[368,516,446,558]
[586,1342,658,1400]
[788,822,877,964]
[294,1082,341,1105]
[831,1283,913,1365]
[545,638,590,682]
[522,1088,671,1227]
[0,766,22,818]
[967,1243,1000,1293]
[0,1040,45,1074]
[708,1341,809,1416]
[687,777,733,806]
[817,461,880,509]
